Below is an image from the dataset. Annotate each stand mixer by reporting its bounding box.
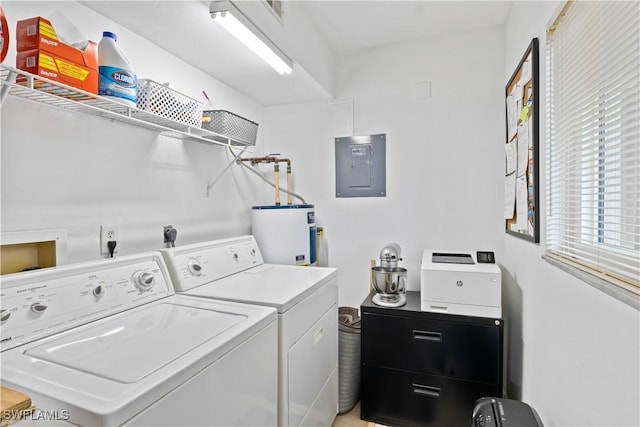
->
[371,243,407,307]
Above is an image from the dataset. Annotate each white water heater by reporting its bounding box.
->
[251,205,317,266]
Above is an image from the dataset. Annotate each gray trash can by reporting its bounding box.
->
[338,306,361,414]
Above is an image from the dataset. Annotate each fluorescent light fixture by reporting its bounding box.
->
[210,0,293,75]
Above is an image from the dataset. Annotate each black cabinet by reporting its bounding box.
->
[360,291,504,427]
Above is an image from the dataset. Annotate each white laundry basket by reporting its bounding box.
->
[338,307,361,414]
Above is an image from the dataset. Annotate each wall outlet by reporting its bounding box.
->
[100,225,119,255]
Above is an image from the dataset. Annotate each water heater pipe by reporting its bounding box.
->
[274,163,280,205]
[238,156,293,205]
[286,165,292,205]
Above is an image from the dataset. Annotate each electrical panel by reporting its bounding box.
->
[335,134,386,198]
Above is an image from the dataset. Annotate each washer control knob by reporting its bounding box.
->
[93,285,105,297]
[30,302,48,314]
[132,271,155,292]
[249,248,256,257]
[0,309,11,322]
[187,258,203,276]
[232,252,239,262]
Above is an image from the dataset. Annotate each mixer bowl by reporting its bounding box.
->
[371,267,407,295]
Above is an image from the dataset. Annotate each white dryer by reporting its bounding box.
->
[161,235,339,427]
[0,252,278,426]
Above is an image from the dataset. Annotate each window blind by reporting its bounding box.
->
[546,1,640,288]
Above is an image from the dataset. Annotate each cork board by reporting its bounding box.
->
[504,38,539,243]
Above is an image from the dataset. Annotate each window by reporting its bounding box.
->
[546,1,640,292]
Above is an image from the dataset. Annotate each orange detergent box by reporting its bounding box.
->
[15,16,98,94]
[16,46,98,94]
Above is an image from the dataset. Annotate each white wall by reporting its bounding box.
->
[265,26,507,308]
[1,1,265,262]
[502,2,640,426]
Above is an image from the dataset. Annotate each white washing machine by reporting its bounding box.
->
[0,252,278,426]
[161,235,338,427]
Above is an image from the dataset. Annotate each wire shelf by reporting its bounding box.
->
[0,66,253,148]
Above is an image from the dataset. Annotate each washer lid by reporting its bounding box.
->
[24,302,245,383]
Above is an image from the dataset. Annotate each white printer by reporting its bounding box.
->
[420,250,501,318]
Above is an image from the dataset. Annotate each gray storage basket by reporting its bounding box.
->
[201,110,258,146]
[338,307,361,414]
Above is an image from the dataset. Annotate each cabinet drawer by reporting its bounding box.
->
[361,365,500,427]
[362,313,501,383]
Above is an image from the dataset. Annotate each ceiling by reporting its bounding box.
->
[304,1,513,54]
[83,1,514,106]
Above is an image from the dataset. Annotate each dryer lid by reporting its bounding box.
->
[25,302,245,383]
[184,264,336,313]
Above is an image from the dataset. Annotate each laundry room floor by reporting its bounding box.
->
[332,402,386,427]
